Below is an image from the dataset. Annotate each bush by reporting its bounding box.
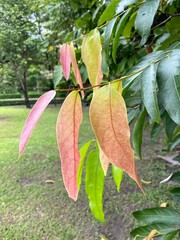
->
[0,93,22,99]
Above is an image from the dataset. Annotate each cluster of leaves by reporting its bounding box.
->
[19,0,180,224]
[131,171,180,239]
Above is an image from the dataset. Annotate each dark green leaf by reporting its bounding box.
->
[166,17,180,34]
[169,187,180,204]
[128,108,140,124]
[151,122,163,140]
[168,133,180,151]
[162,111,177,140]
[123,51,167,94]
[102,48,109,76]
[131,223,179,239]
[98,0,119,26]
[132,108,147,159]
[77,140,93,190]
[133,207,180,226]
[116,0,140,14]
[141,64,161,123]
[112,165,123,192]
[162,230,180,240]
[85,149,105,222]
[104,17,117,63]
[157,49,180,125]
[135,0,160,45]
[53,65,63,87]
[112,9,132,63]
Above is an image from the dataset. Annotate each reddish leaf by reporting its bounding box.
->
[19,90,56,157]
[89,85,142,190]
[70,42,84,99]
[56,91,83,200]
[60,43,71,80]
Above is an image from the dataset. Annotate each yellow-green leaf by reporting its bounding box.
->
[81,28,102,92]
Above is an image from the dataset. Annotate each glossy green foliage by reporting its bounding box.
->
[132,108,147,159]
[112,165,123,192]
[135,0,160,46]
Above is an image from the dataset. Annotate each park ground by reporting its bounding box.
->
[0,105,178,240]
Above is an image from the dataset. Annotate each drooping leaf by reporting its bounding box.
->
[123,11,137,38]
[141,64,161,123]
[99,146,109,175]
[128,108,140,124]
[53,65,63,87]
[116,0,140,14]
[70,42,84,99]
[157,49,180,125]
[162,111,177,140]
[112,8,132,63]
[135,0,160,46]
[133,207,180,226]
[60,43,71,80]
[123,51,167,94]
[85,149,105,222]
[81,28,103,92]
[102,48,109,76]
[56,91,83,201]
[112,165,123,192]
[77,140,93,190]
[104,17,117,63]
[89,85,142,190]
[98,0,119,26]
[132,107,146,159]
[19,90,56,157]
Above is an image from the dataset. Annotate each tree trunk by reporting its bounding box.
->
[23,69,31,108]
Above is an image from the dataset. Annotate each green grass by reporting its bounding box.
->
[0,106,178,239]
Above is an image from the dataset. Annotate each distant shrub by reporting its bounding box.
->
[0,93,22,99]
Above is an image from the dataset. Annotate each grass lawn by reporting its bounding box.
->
[0,105,178,240]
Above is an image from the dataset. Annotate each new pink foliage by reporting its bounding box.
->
[60,44,71,80]
[19,90,56,157]
[56,91,83,201]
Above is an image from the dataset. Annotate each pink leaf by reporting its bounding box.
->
[56,91,83,200]
[70,42,84,99]
[19,90,56,157]
[60,44,71,80]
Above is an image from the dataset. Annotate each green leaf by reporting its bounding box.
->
[123,51,167,94]
[162,230,180,240]
[131,223,179,239]
[133,207,180,226]
[169,187,180,204]
[112,165,123,192]
[135,0,160,46]
[141,64,161,123]
[112,9,132,63]
[132,108,147,159]
[102,48,109,76]
[77,140,93,190]
[104,17,117,63]
[157,49,180,125]
[168,133,180,151]
[162,111,177,140]
[98,0,119,26]
[53,65,63,87]
[116,0,140,14]
[166,17,180,35]
[151,122,163,140]
[128,108,140,124]
[123,11,137,38]
[85,149,105,222]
